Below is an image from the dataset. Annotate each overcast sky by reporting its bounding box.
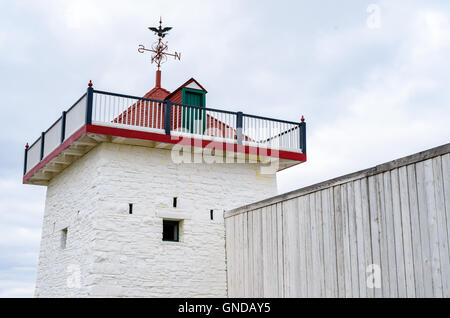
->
[1,0,450,297]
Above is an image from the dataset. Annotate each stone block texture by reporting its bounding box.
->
[35,142,277,297]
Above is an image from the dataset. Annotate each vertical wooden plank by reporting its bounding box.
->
[441,153,450,244]
[441,153,450,297]
[330,188,339,297]
[354,179,367,297]
[252,209,263,297]
[432,156,450,298]
[416,161,434,297]
[304,195,314,297]
[309,192,320,296]
[334,186,345,297]
[376,173,391,297]
[293,198,303,297]
[224,218,230,297]
[368,176,382,297]
[423,159,443,297]
[341,184,353,297]
[262,205,273,297]
[398,166,416,297]
[237,213,244,297]
[391,168,407,297]
[321,189,331,297]
[276,203,284,297]
[261,207,268,297]
[347,181,360,297]
[232,213,239,297]
[282,203,289,297]
[309,192,318,296]
[281,202,289,297]
[270,204,280,297]
[242,211,249,297]
[247,210,254,297]
[225,217,234,297]
[232,214,238,297]
[241,213,246,297]
[314,191,326,296]
[361,178,374,298]
[261,207,272,296]
[322,188,338,297]
[317,191,326,297]
[282,199,301,297]
[297,196,308,297]
[240,213,246,297]
[382,171,397,297]
[234,215,241,297]
[407,164,425,297]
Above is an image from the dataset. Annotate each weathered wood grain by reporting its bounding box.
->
[226,147,450,298]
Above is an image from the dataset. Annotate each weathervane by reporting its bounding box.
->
[138,17,181,70]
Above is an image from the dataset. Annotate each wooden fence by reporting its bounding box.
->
[224,143,450,297]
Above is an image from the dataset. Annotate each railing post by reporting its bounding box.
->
[164,101,172,135]
[61,111,66,143]
[23,143,29,176]
[300,116,306,154]
[86,80,94,125]
[40,132,45,160]
[236,111,243,145]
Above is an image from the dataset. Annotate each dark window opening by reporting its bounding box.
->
[129,203,133,214]
[210,210,214,220]
[173,197,177,208]
[163,220,179,242]
[61,228,68,249]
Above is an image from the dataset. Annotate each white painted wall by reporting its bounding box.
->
[35,142,277,297]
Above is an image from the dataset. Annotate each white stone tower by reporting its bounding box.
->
[23,23,306,297]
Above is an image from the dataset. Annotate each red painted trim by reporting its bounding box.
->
[24,124,306,184]
[86,124,306,162]
[23,125,87,184]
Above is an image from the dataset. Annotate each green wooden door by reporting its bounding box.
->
[182,88,206,134]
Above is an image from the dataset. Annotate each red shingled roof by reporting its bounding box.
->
[143,86,171,100]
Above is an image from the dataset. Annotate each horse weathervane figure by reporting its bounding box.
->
[138,17,181,71]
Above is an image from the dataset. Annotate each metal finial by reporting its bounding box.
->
[138,17,181,71]
[88,80,93,88]
[301,115,305,122]
[25,143,29,149]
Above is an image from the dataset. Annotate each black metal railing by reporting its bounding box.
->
[24,84,306,176]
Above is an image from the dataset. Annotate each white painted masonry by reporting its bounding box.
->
[35,142,277,297]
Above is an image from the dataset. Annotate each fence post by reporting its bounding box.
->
[300,116,306,154]
[236,111,243,145]
[40,132,45,160]
[86,80,94,125]
[164,101,172,135]
[61,111,66,143]
[23,143,29,176]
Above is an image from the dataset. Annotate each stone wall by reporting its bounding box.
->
[35,142,277,297]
